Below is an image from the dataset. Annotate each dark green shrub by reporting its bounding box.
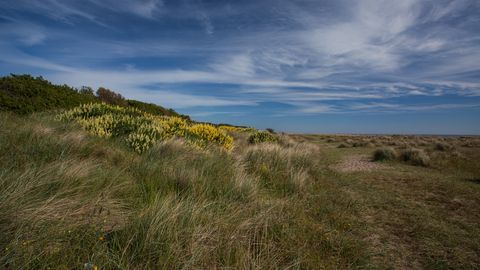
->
[0,74,192,120]
[247,132,277,144]
[373,148,397,161]
[0,74,99,114]
[337,143,347,148]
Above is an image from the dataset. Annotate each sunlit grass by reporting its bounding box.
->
[1,113,479,268]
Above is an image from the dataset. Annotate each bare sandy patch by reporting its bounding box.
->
[333,154,393,172]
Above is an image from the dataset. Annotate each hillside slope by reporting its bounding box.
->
[0,74,189,120]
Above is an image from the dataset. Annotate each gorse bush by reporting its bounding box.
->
[247,132,277,144]
[188,123,234,151]
[218,125,238,132]
[56,103,237,153]
[218,125,257,132]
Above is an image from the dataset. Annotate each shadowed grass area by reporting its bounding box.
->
[1,114,479,269]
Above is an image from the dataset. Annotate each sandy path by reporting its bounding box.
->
[333,154,393,172]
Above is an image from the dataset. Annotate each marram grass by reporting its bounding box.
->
[1,111,480,269]
[0,111,374,269]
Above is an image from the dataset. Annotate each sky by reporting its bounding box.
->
[1,0,479,134]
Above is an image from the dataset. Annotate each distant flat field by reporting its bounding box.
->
[288,133,480,268]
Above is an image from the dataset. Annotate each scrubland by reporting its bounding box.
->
[1,110,479,269]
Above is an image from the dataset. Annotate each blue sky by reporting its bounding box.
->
[1,0,479,134]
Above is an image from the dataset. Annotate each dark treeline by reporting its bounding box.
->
[0,74,190,120]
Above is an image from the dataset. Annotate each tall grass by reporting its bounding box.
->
[3,113,479,268]
[0,111,373,269]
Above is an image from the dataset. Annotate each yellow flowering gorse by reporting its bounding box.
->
[189,123,234,151]
[56,103,247,153]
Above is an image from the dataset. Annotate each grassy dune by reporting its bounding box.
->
[1,111,479,269]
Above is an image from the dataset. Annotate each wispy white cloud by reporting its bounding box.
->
[409,90,428,95]
[0,47,77,73]
[91,0,164,19]
[126,90,255,109]
[1,0,479,126]
[16,0,99,24]
[209,54,255,77]
[301,0,421,72]
[401,103,479,111]
[0,21,48,46]
[294,103,337,114]
[350,102,400,110]
[198,12,214,34]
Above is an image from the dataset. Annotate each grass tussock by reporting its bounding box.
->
[372,148,397,161]
[401,148,430,166]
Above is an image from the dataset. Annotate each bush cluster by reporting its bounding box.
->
[189,123,234,151]
[218,125,257,132]
[0,74,190,120]
[247,132,277,144]
[56,103,238,153]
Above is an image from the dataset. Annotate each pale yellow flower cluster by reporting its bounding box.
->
[157,117,188,139]
[126,117,187,153]
[55,102,127,121]
[238,127,256,132]
[56,103,256,154]
[127,131,156,153]
[218,125,238,132]
[77,115,115,138]
[189,123,234,151]
[218,126,256,132]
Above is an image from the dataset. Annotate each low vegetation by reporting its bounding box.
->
[55,103,236,153]
[372,147,397,161]
[247,132,278,144]
[0,75,479,269]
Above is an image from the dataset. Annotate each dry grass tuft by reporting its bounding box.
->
[401,148,430,166]
[372,148,397,161]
